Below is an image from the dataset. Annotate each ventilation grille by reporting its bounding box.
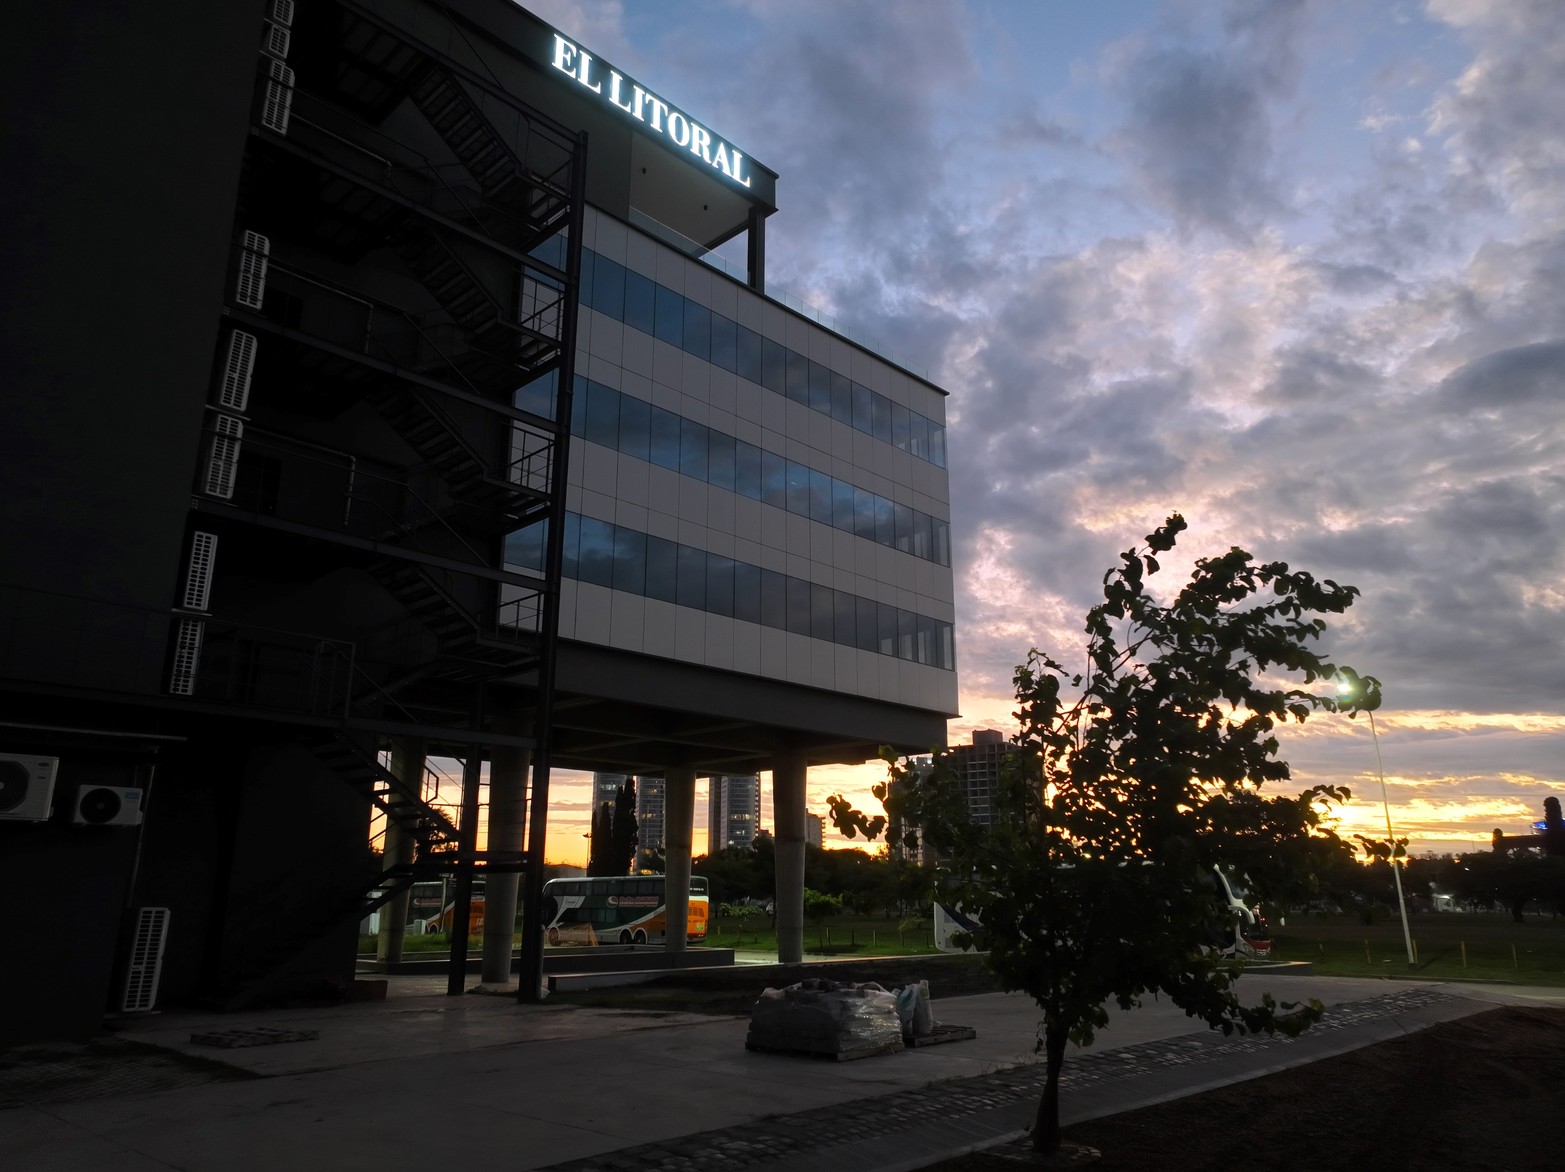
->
[202,417,243,500]
[182,531,219,612]
[121,907,171,1013]
[168,618,205,696]
[261,58,295,135]
[218,329,257,413]
[235,231,270,309]
[262,22,292,60]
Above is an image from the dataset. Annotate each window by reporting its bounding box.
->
[682,298,711,360]
[591,254,625,319]
[654,285,683,347]
[761,337,786,393]
[785,349,809,405]
[578,516,615,588]
[623,269,656,334]
[808,360,832,414]
[613,527,646,593]
[710,313,737,373]
[708,431,736,492]
[679,418,709,481]
[649,406,681,470]
[584,380,619,448]
[646,535,678,603]
[736,325,762,384]
[515,513,956,670]
[618,392,650,462]
[676,544,706,609]
[735,440,762,500]
[706,555,734,617]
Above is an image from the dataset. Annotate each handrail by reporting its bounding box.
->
[255,249,561,400]
[213,423,495,568]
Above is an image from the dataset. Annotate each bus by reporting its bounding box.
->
[542,874,709,946]
[933,864,1272,960]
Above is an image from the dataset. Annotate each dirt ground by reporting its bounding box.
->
[926,1005,1565,1170]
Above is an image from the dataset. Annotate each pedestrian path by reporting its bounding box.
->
[2,975,1554,1172]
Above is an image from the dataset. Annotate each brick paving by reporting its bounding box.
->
[534,986,1457,1171]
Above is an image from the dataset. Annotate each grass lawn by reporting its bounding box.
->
[1272,910,1565,985]
[359,910,1565,988]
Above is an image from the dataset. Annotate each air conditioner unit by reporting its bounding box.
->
[122,907,171,1013]
[168,617,205,696]
[260,58,295,135]
[262,22,292,61]
[73,786,145,828]
[202,416,243,500]
[217,329,256,413]
[0,754,59,822]
[235,231,270,309]
[181,531,219,612]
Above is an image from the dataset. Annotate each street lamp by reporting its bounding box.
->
[1338,675,1415,965]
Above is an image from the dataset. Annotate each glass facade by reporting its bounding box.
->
[506,515,955,671]
[570,376,950,567]
[532,237,947,469]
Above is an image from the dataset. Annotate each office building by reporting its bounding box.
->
[946,730,1016,827]
[636,775,666,862]
[708,774,763,852]
[1,0,955,1040]
[805,812,824,849]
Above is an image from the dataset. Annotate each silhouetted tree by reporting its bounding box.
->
[830,516,1376,1158]
[609,780,639,877]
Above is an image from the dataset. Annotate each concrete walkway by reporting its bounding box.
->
[4,973,1559,1171]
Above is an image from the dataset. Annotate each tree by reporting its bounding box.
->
[802,887,843,932]
[586,803,610,877]
[609,780,639,877]
[586,783,639,877]
[829,516,1378,1157]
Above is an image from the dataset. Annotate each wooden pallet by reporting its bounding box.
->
[189,1027,320,1050]
[745,1036,905,1062]
[903,1023,977,1048]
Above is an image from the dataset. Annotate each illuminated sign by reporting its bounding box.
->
[551,34,753,190]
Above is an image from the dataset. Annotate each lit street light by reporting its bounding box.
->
[1338,673,1415,966]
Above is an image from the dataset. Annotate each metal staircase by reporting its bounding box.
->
[387,229,563,377]
[369,558,541,682]
[363,382,551,533]
[408,67,571,245]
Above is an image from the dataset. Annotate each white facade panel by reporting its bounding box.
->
[550,210,956,717]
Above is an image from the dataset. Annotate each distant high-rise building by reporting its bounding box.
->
[637,776,666,861]
[708,774,762,852]
[945,730,1016,827]
[593,772,630,810]
[805,812,823,848]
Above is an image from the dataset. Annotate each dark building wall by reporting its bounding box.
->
[1,2,261,646]
[0,753,146,1043]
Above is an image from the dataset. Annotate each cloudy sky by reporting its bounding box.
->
[517,0,1565,863]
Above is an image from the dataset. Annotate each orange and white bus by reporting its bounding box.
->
[542,875,709,946]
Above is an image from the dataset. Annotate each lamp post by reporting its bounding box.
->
[1339,675,1415,965]
[1368,708,1416,965]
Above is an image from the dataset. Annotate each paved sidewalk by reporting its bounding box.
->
[3,974,1557,1171]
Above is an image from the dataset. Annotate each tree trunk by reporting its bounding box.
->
[1032,1021,1068,1153]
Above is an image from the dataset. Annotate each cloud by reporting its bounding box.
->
[1101,0,1317,240]
[1426,0,1565,234]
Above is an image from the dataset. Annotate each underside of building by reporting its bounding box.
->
[0,0,957,1042]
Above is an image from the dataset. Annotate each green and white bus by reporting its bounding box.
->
[541,875,710,946]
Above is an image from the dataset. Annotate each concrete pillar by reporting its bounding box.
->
[377,737,426,964]
[772,748,807,964]
[663,765,696,954]
[481,742,530,985]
